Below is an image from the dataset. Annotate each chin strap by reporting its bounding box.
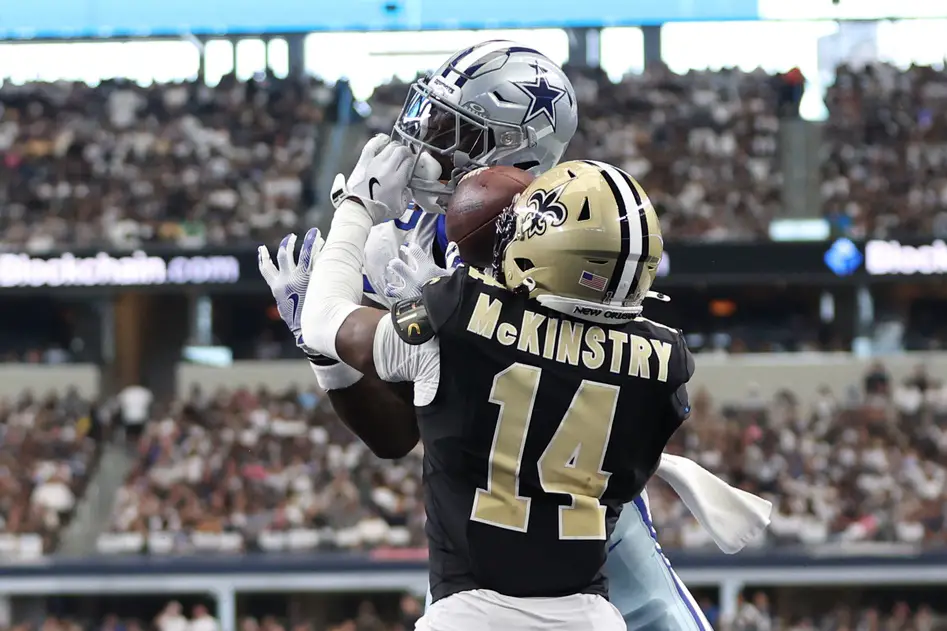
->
[532,287,672,325]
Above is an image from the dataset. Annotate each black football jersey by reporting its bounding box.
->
[396,266,694,603]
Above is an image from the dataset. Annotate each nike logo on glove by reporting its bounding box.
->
[368,177,381,200]
[288,293,300,322]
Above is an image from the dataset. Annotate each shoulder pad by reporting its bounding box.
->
[391,297,436,345]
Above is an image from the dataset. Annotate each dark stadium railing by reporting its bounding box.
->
[2,544,945,594]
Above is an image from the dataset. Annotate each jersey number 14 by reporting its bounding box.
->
[470,362,618,540]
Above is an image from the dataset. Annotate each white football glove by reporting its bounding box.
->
[331,134,444,222]
[383,240,464,301]
[259,228,364,390]
[330,134,414,225]
[258,228,324,354]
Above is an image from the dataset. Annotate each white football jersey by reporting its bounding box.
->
[362,203,449,307]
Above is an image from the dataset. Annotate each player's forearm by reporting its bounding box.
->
[302,198,376,365]
[303,295,391,389]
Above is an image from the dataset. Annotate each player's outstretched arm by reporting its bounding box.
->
[259,225,418,459]
[302,140,441,407]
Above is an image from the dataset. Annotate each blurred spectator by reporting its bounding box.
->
[30,470,75,517]
[699,597,721,629]
[729,592,773,631]
[774,67,805,119]
[101,614,127,631]
[396,595,422,631]
[118,383,153,443]
[863,361,891,399]
[352,603,383,631]
[187,606,219,631]
[155,602,188,631]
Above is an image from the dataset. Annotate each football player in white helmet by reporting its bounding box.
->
[260,41,770,631]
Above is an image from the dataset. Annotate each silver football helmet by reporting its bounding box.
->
[393,40,578,213]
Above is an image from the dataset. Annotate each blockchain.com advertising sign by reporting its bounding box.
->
[823,238,947,278]
[654,238,947,286]
[0,238,941,293]
[0,0,759,38]
[0,250,242,291]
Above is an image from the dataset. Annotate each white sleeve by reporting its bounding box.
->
[372,315,441,407]
[308,359,363,391]
[302,198,374,361]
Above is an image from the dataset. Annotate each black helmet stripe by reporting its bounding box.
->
[582,160,629,303]
[583,160,648,305]
[614,166,649,304]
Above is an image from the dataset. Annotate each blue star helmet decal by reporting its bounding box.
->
[514,62,566,130]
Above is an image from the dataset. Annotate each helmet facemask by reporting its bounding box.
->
[393,77,531,213]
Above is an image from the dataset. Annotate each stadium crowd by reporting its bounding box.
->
[563,65,783,241]
[79,360,947,555]
[0,388,98,555]
[365,64,784,241]
[368,61,947,242]
[96,385,425,555]
[822,62,947,240]
[655,363,947,549]
[2,61,945,250]
[0,75,328,250]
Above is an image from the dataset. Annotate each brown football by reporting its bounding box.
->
[446,166,535,268]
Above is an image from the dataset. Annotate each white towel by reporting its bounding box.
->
[654,453,773,554]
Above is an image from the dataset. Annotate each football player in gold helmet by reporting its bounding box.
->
[300,157,702,630]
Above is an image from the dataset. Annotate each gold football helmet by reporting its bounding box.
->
[493,160,665,324]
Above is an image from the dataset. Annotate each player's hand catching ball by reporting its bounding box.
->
[258,228,324,355]
[383,240,464,301]
[334,134,416,225]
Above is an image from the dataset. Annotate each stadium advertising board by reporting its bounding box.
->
[2,0,759,39]
[658,237,947,285]
[0,250,241,290]
[0,238,939,293]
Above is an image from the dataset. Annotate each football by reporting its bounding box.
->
[446,166,535,267]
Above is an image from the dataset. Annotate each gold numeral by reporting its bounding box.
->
[470,363,619,540]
